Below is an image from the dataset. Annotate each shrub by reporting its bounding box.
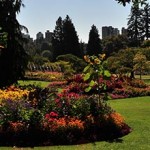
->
[129,79,148,88]
[0,85,132,146]
[57,54,87,73]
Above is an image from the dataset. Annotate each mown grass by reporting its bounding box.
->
[0,96,150,150]
[17,80,50,88]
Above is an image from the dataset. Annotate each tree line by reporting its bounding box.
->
[0,0,150,88]
[127,1,150,46]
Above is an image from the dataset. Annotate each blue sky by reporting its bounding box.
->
[18,0,132,43]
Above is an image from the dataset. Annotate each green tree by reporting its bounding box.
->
[116,0,147,6]
[133,52,150,79]
[0,0,28,88]
[62,15,81,58]
[102,34,129,58]
[56,54,87,73]
[140,47,150,60]
[41,42,51,51]
[141,39,150,47]
[107,48,137,78]
[52,17,64,60]
[142,3,150,40]
[86,25,102,56]
[41,50,53,61]
[52,15,82,59]
[127,2,143,46]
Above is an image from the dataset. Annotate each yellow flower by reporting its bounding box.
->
[94,58,100,64]
[99,54,106,60]
[84,55,90,63]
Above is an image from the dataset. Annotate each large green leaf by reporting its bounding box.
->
[83,65,90,73]
[104,70,111,77]
[84,73,91,81]
[85,86,92,92]
[89,80,96,87]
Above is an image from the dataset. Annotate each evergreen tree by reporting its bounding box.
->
[127,2,143,46]
[0,0,28,88]
[62,15,81,58]
[142,3,150,39]
[52,17,64,60]
[116,0,147,6]
[86,25,102,56]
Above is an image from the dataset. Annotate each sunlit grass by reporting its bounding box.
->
[135,74,150,80]
[17,80,50,88]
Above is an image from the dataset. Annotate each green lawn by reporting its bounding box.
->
[0,96,150,150]
[17,80,50,88]
[135,74,150,80]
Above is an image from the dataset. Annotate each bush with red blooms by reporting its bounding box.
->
[0,86,132,146]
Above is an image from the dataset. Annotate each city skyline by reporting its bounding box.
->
[17,0,132,43]
[30,26,125,42]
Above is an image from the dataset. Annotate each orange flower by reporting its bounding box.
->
[9,121,25,132]
[106,112,125,127]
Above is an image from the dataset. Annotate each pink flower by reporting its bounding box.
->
[49,111,58,117]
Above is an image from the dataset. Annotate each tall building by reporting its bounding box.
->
[45,30,53,42]
[121,27,127,35]
[102,26,120,39]
[113,28,120,36]
[36,32,44,40]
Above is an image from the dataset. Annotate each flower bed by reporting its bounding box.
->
[0,85,29,103]
[63,74,150,99]
[0,86,131,146]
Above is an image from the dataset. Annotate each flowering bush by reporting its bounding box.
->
[110,85,150,99]
[104,112,125,128]
[67,74,84,83]
[0,85,29,103]
[7,121,25,133]
[0,78,133,146]
[129,79,148,88]
[43,112,84,132]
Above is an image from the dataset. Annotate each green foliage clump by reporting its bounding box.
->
[57,54,87,73]
[0,0,28,88]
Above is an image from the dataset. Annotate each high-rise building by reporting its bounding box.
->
[36,32,44,40]
[45,30,53,42]
[113,28,120,36]
[121,27,127,35]
[102,26,120,39]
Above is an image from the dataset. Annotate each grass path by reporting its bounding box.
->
[0,96,150,150]
[17,80,50,88]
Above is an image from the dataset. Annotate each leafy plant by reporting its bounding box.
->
[83,54,111,105]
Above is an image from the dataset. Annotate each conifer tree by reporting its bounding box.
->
[52,17,64,60]
[86,25,102,56]
[0,0,28,88]
[127,2,143,46]
[116,0,147,6]
[142,3,150,39]
[52,15,82,59]
[62,15,81,57]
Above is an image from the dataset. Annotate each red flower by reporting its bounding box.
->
[49,111,58,118]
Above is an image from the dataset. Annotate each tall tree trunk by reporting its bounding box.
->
[130,71,135,79]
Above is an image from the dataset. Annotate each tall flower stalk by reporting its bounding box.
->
[83,54,111,106]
